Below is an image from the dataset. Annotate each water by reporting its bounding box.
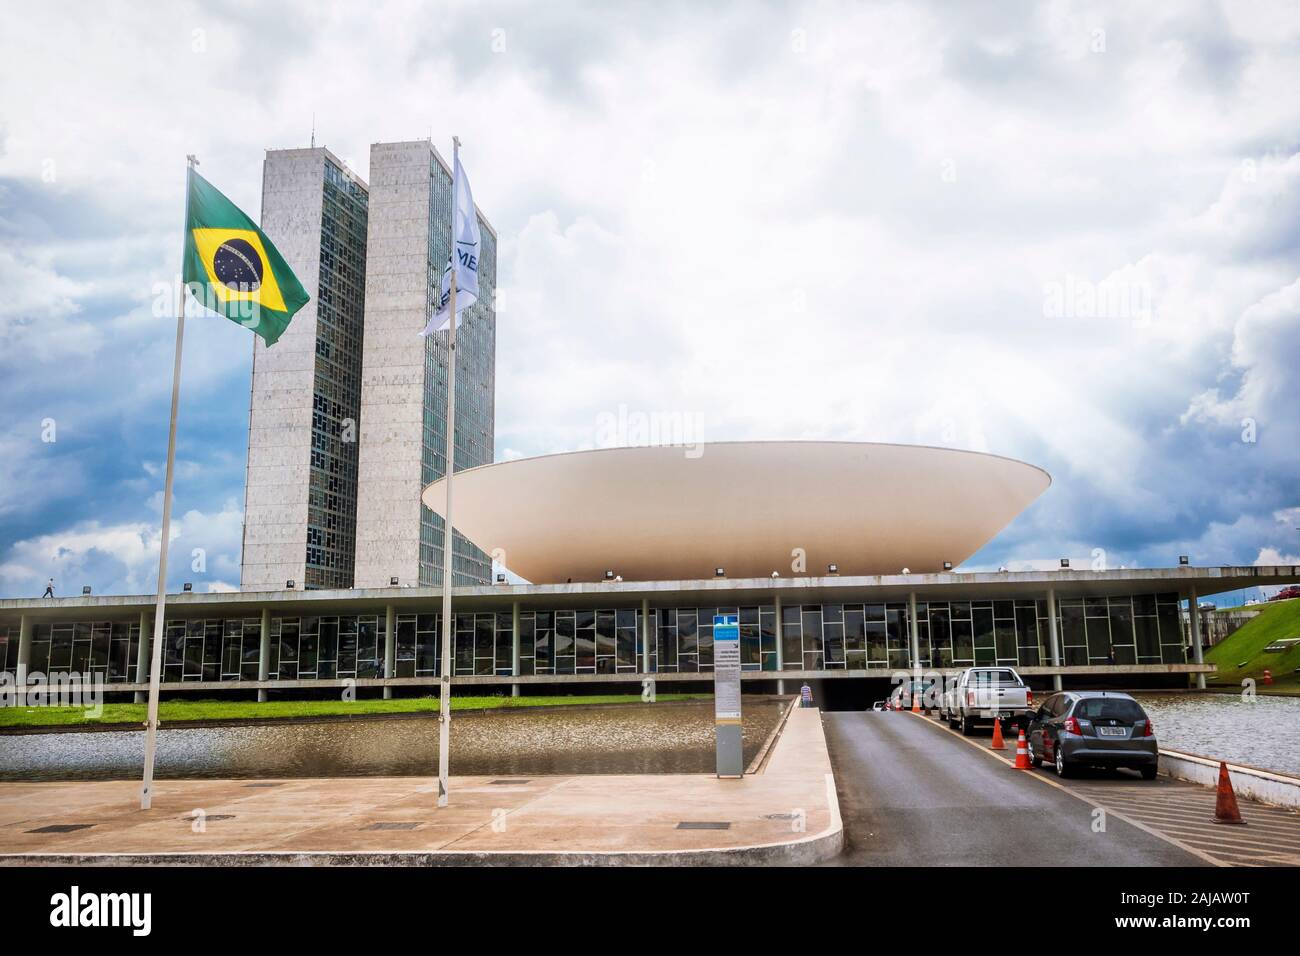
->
[1131,693,1300,775]
[0,700,787,782]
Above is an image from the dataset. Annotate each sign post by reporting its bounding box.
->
[713,613,743,777]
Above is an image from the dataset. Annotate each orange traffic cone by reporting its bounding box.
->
[990,718,1006,750]
[1012,729,1032,770]
[1213,762,1246,825]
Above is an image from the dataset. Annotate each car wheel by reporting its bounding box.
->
[1054,742,1074,778]
[961,715,975,736]
[1140,764,1158,781]
[1028,738,1043,768]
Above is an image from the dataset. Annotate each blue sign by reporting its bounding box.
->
[713,613,739,641]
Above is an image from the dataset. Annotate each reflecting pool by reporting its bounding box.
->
[0,699,788,782]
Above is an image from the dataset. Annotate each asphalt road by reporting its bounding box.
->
[822,711,1205,866]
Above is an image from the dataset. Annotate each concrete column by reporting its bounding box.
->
[510,600,520,697]
[907,592,920,670]
[773,593,784,696]
[1189,590,1206,690]
[383,604,396,700]
[133,611,150,704]
[641,597,651,674]
[16,614,31,707]
[1046,588,1062,692]
[257,607,271,703]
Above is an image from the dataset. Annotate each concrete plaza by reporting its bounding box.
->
[0,707,841,865]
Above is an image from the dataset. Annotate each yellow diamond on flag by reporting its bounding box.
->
[190,227,289,312]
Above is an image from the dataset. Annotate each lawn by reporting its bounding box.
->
[0,692,711,730]
[1204,598,1300,695]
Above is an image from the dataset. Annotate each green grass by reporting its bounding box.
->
[0,693,711,730]
[1204,598,1300,695]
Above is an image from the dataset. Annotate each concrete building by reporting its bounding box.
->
[421,442,1053,583]
[240,139,498,594]
[7,441,1298,698]
[240,147,369,591]
[3,566,1296,700]
[352,140,497,591]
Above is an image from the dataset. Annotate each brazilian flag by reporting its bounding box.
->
[181,168,309,346]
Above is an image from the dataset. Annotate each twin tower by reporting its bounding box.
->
[239,142,496,592]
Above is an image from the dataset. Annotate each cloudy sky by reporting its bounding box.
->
[1,0,1297,599]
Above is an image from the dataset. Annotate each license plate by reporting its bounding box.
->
[1097,727,1127,737]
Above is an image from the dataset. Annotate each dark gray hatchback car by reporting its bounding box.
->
[1026,691,1158,779]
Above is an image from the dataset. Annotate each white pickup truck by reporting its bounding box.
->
[940,667,1034,735]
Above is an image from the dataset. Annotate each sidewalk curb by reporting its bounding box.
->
[0,826,843,867]
[1159,749,1300,810]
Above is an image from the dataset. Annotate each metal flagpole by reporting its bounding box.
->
[436,136,461,807]
[141,154,197,810]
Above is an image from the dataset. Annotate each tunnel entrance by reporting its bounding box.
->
[817,678,904,711]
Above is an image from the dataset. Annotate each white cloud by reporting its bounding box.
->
[1255,548,1300,566]
[0,248,87,322]
[0,501,244,596]
[1182,277,1300,432]
[1,1,1299,593]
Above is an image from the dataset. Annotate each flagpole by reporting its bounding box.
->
[141,155,197,810]
[437,136,461,808]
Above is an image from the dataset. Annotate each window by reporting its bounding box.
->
[969,668,1020,686]
[1072,697,1145,722]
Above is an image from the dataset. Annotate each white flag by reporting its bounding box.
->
[420,150,482,336]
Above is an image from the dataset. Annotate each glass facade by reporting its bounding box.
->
[267,615,379,682]
[0,624,18,673]
[305,158,368,589]
[420,152,497,588]
[9,593,1189,685]
[519,608,644,676]
[18,622,141,682]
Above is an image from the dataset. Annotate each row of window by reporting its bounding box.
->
[0,594,1189,684]
[1,621,141,682]
[304,162,368,592]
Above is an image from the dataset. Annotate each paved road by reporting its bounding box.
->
[822,711,1204,866]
